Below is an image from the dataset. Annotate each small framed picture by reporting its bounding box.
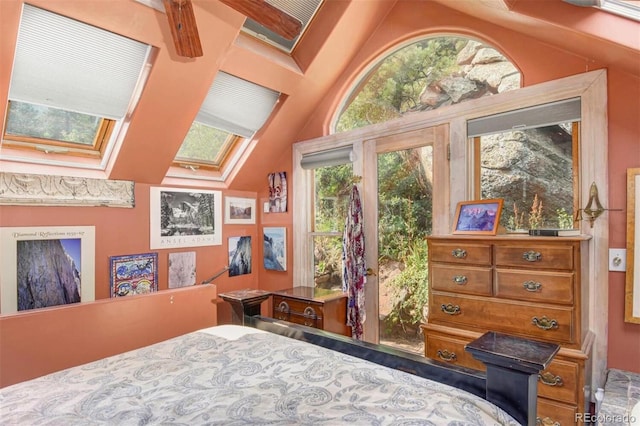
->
[452,199,503,235]
[109,252,158,297]
[225,197,256,224]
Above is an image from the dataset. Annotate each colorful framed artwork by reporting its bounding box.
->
[228,236,252,277]
[168,251,196,288]
[263,227,286,271]
[150,187,222,249]
[452,199,504,235]
[225,196,256,224]
[268,172,287,212]
[110,252,158,297]
[0,226,96,314]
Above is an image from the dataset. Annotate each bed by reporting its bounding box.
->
[0,286,558,425]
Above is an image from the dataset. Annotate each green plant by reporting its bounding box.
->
[556,207,574,229]
[384,238,429,333]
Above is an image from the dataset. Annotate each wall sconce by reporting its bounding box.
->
[575,182,621,228]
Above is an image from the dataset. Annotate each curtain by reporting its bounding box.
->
[342,185,366,340]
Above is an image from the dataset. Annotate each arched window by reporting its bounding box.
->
[334,36,520,133]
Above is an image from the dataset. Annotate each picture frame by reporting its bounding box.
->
[225,196,256,225]
[452,199,503,235]
[0,226,96,314]
[168,251,196,288]
[625,168,640,324]
[150,187,222,249]
[263,227,287,271]
[109,252,158,297]
[228,236,252,277]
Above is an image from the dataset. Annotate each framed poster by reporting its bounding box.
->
[452,199,503,235]
[263,227,286,271]
[225,197,256,224]
[228,236,252,277]
[168,251,196,288]
[109,252,158,297]
[0,226,95,314]
[150,187,222,249]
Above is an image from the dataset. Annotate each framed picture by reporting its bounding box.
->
[150,187,222,249]
[109,252,158,297]
[0,226,96,314]
[625,168,640,324]
[225,197,256,224]
[168,251,196,288]
[452,199,503,235]
[268,171,287,213]
[263,227,286,271]
[228,236,252,277]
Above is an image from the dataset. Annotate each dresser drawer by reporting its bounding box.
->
[495,245,574,270]
[495,269,574,304]
[424,332,485,371]
[538,358,579,405]
[429,294,574,344]
[431,264,492,296]
[429,242,492,265]
[537,398,578,425]
[273,296,324,329]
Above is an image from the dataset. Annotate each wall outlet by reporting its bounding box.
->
[609,248,626,272]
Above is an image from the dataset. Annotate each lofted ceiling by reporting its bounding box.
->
[0,0,637,190]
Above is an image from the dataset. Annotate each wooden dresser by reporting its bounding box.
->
[422,235,593,425]
[272,287,351,336]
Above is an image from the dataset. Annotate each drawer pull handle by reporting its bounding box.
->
[532,316,558,330]
[437,349,457,362]
[276,301,290,313]
[523,281,542,292]
[536,416,560,426]
[451,248,467,259]
[523,250,542,262]
[441,304,461,315]
[303,307,317,327]
[538,372,564,387]
[453,275,468,285]
[303,306,317,319]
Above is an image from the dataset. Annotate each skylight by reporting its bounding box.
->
[600,0,640,21]
[242,0,323,52]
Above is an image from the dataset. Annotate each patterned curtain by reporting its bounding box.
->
[342,185,366,340]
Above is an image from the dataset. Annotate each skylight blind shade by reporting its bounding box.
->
[300,146,353,169]
[9,4,150,119]
[467,98,581,137]
[195,72,280,138]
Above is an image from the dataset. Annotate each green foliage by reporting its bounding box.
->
[336,37,465,132]
[556,207,574,229]
[176,123,230,162]
[384,238,429,331]
[7,101,99,144]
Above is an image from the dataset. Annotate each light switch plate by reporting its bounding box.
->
[609,248,626,272]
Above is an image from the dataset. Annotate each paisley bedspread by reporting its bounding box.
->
[0,325,518,425]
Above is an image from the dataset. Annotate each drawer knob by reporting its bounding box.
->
[276,301,290,313]
[523,280,542,292]
[453,275,468,285]
[522,250,542,262]
[437,349,457,362]
[532,316,558,330]
[536,416,561,426]
[538,372,564,387]
[451,248,467,259]
[441,303,461,315]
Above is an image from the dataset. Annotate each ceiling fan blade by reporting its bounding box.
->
[218,0,302,41]
[163,0,203,58]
